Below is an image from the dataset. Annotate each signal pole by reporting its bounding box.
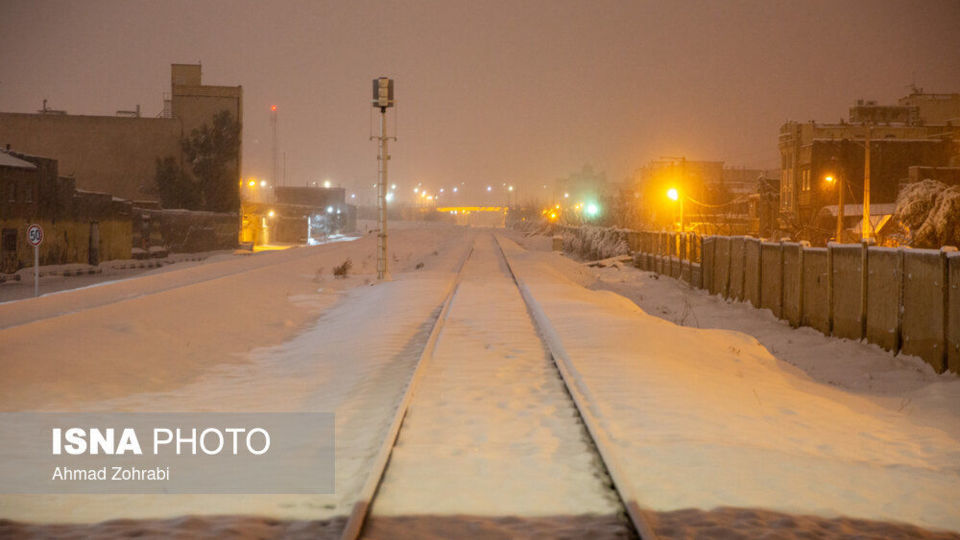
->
[271,105,280,186]
[372,77,395,280]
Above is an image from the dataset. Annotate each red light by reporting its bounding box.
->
[270,105,277,112]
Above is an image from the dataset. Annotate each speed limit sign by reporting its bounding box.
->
[27,224,44,247]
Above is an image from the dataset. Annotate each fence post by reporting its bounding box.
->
[779,240,786,319]
[895,248,904,354]
[725,238,733,299]
[796,241,808,329]
[756,239,763,308]
[941,247,954,373]
[860,241,869,340]
[827,243,835,336]
[740,237,750,302]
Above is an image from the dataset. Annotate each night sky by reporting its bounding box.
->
[1,0,958,203]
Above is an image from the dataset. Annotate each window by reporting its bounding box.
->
[800,169,811,192]
[7,182,16,203]
[23,182,33,203]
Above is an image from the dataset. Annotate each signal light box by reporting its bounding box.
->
[372,77,394,108]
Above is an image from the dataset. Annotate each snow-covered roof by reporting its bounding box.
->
[818,203,897,218]
[0,151,37,170]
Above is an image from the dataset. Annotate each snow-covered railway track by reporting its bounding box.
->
[341,233,651,539]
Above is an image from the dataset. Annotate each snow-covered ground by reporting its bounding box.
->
[0,224,472,526]
[2,224,958,538]
[499,233,960,534]
[367,234,628,537]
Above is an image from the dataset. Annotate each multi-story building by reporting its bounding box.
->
[0,64,242,204]
[777,92,957,243]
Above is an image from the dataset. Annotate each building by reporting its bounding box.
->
[634,159,778,234]
[778,92,958,244]
[0,64,242,204]
[1,149,132,272]
[241,186,355,246]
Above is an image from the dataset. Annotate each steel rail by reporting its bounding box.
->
[338,238,475,540]
[493,233,658,540]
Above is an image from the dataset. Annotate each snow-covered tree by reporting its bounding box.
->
[894,179,960,248]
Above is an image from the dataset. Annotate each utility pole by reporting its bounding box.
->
[372,77,395,280]
[862,124,872,242]
[271,105,280,186]
[837,172,845,244]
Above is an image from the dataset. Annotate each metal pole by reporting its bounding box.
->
[34,245,39,297]
[863,125,872,241]
[837,174,844,243]
[679,196,684,233]
[377,107,389,280]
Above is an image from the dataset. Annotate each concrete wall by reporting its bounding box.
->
[901,250,946,372]
[0,113,181,201]
[801,248,830,334]
[744,238,761,308]
[948,253,960,373]
[759,243,782,315]
[702,236,716,294]
[782,243,802,326]
[626,228,957,374]
[729,237,745,301]
[866,248,901,352]
[831,245,864,340]
[714,237,731,297]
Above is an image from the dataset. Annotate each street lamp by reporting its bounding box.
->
[667,187,684,232]
[824,171,844,243]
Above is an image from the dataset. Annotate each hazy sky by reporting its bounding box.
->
[1,0,959,203]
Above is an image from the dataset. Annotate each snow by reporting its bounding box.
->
[0,225,472,523]
[0,151,37,169]
[1,223,958,536]
[369,234,623,520]
[895,178,960,247]
[498,235,960,533]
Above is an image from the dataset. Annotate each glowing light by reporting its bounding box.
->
[260,180,268,188]
[667,188,679,201]
[268,210,275,218]
[508,185,514,192]
[323,180,332,188]
[426,195,434,201]
[385,192,394,202]
[350,193,356,198]
[555,204,560,209]
[439,188,444,193]
[414,187,419,193]
[248,180,256,187]
[486,186,492,192]
[452,187,458,192]
[824,175,835,183]
[326,206,334,213]
[270,105,277,112]
[549,212,557,220]
[564,192,570,198]
[585,203,599,217]
[391,184,397,189]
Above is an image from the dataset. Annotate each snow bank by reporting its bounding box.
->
[498,236,960,533]
[561,225,630,260]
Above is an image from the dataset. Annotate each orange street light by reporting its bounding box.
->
[666,188,683,231]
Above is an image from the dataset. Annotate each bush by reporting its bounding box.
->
[333,258,352,279]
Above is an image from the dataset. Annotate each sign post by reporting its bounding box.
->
[27,224,43,297]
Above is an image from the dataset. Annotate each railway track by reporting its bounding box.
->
[340,233,656,540]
